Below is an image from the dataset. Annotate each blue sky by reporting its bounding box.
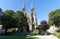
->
[0,0,60,24]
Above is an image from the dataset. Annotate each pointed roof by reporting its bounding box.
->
[21,3,25,11]
[22,3,25,9]
[31,3,34,9]
[31,3,35,12]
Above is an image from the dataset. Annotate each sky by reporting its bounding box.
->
[0,0,60,25]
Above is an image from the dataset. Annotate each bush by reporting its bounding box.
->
[31,29,40,35]
[40,30,48,35]
[54,32,60,37]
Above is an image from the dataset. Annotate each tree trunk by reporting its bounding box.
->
[5,28,7,35]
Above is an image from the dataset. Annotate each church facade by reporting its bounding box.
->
[20,3,37,32]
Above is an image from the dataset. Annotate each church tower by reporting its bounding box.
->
[20,1,37,32]
[30,3,37,30]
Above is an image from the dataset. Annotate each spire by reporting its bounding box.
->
[31,0,34,9]
[21,3,25,11]
[31,3,35,12]
[31,3,34,9]
[30,2,37,29]
[21,0,25,11]
[21,0,26,16]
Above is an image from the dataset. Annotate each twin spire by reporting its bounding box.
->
[21,3,35,12]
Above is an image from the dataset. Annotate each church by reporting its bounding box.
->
[20,3,37,32]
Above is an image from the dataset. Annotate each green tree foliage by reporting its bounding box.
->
[16,11,28,31]
[0,8,3,24]
[1,10,17,28]
[48,9,60,27]
[0,8,28,33]
[1,10,18,34]
[0,8,2,14]
[16,11,27,26]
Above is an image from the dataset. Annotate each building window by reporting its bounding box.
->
[32,16,34,23]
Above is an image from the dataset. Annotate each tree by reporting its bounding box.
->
[0,8,3,24]
[0,8,2,15]
[38,20,49,35]
[1,10,17,33]
[48,9,60,27]
[40,20,49,31]
[16,11,27,32]
[0,9,28,33]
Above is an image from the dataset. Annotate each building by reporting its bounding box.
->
[20,3,37,32]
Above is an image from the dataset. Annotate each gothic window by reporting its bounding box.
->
[32,16,34,23]
[31,12,34,16]
[31,12,34,23]
[31,8,33,11]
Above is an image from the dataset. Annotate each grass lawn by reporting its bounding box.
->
[58,36,60,39]
[0,36,38,39]
[57,34,60,39]
[54,32,60,39]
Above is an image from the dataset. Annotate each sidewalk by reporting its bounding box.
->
[31,35,58,39]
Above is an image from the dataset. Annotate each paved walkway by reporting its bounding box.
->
[31,35,58,39]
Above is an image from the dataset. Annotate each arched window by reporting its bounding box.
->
[32,16,34,23]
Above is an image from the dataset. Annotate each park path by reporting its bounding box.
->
[31,35,58,39]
